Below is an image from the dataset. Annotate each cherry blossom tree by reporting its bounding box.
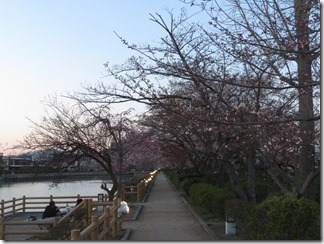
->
[17,95,135,201]
[139,72,302,201]
[182,0,320,198]
[121,129,163,171]
[79,1,319,200]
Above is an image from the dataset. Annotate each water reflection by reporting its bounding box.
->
[0,180,112,201]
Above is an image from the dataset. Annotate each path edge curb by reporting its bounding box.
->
[164,172,219,240]
[180,196,219,240]
[120,228,132,240]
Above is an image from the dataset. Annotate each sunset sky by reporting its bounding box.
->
[0,0,200,155]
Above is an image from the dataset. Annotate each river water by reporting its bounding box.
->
[0,179,113,201]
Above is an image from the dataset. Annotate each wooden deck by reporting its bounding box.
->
[4,212,44,241]
[0,170,158,240]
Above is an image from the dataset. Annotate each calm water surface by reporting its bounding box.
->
[0,180,112,201]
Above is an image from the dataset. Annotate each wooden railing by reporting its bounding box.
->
[0,170,158,240]
[0,196,121,240]
[1,170,158,217]
[0,217,58,239]
[70,198,120,240]
[0,194,109,218]
[122,169,157,202]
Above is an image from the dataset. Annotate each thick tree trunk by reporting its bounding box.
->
[246,148,256,202]
[297,92,315,199]
[93,153,120,201]
[107,169,119,201]
[225,159,249,201]
[295,0,316,199]
[108,183,119,201]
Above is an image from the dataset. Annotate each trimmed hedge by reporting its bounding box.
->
[225,199,256,239]
[252,196,320,240]
[189,182,236,220]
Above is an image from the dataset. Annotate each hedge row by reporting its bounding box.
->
[226,196,321,240]
[189,182,235,220]
[165,170,320,240]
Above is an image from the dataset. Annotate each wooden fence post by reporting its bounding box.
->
[71,229,81,240]
[104,207,110,240]
[22,196,26,213]
[137,182,140,202]
[53,217,59,227]
[1,200,4,217]
[117,198,122,233]
[112,198,118,238]
[12,197,16,215]
[0,217,4,240]
[87,199,92,225]
[137,182,144,202]
[118,215,122,234]
[91,215,99,240]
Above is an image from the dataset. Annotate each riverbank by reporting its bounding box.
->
[0,171,109,182]
[0,171,150,184]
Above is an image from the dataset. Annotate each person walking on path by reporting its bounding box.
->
[123,172,213,241]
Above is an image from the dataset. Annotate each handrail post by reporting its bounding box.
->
[118,215,122,234]
[91,215,99,240]
[112,198,118,238]
[22,195,26,213]
[12,197,16,216]
[71,229,81,240]
[104,207,110,240]
[137,182,141,202]
[53,217,59,227]
[86,199,92,225]
[117,198,122,233]
[1,200,4,217]
[0,217,5,240]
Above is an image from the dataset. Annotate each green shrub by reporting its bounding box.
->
[225,199,257,239]
[255,179,281,203]
[252,196,320,240]
[189,183,215,206]
[209,187,236,219]
[180,177,206,195]
[166,171,180,189]
[189,183,236,220]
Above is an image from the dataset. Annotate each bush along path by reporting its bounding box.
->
[164,169,321,241]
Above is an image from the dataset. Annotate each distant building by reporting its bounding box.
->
[2,155,33,172]
[1,153,105,173]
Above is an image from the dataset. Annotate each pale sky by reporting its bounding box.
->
[0,0,196,155]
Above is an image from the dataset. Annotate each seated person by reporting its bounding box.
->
[42,200,59,219]
[75,198,83,206]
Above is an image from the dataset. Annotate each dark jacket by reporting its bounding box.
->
[42,204,59,219]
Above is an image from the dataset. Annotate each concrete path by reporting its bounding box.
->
[122,172,214,241]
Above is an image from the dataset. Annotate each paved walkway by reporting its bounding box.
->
[122,172,214,241]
